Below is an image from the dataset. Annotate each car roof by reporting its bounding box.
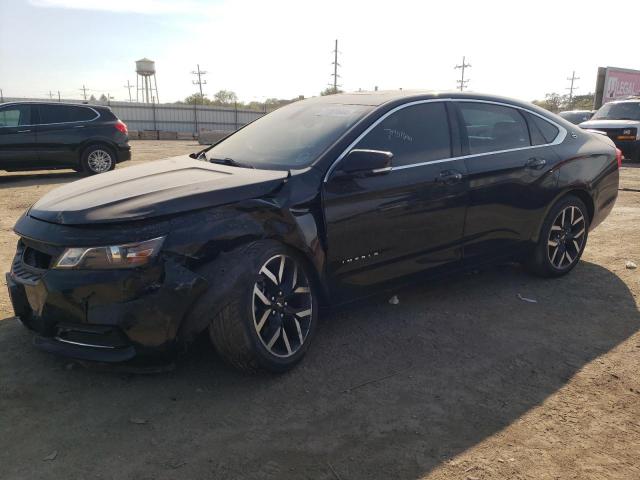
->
[0,101,108,110]
[304,90,547,111]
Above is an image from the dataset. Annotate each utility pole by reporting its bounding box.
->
[57,90,61,102]
[0,88,3,102]
[48,91,54,100]
[566,71,580,108]
[80,85,88,101]
[329,39,341,94]
[124,80,134,102]
[454,56,471,91]
[191,64,208,103]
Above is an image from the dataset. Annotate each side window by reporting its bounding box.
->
[458,102,530,154]
[0,105,31,127]
[524,112,559,145]
[39,105,96,124]
[355,102,451,167]
[68,106,97,122]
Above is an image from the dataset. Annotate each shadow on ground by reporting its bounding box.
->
[0,261,638,479]
[0,171,79,187]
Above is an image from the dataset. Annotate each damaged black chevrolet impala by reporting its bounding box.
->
[7,91,620,372]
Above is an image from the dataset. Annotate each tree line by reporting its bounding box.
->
[532,92,595,113]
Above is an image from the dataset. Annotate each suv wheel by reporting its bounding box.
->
[206,241,318,373]
[525,195,590,277]
[81,145,116,175]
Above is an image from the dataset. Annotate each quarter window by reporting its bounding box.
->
[0,105,31,127]
[458,102,530,154]
[355,102,451,167]
[524,112,559,145]
[39,105,97,124]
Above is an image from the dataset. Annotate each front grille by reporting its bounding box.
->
[11,244,44,285]
[23,246,53,269]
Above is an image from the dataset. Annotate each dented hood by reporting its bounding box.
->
[29,156,288,225]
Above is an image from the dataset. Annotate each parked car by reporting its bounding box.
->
[579,98,640,161]
[7,91,620,372]
[0,101,131,174]
[558,109,594,124]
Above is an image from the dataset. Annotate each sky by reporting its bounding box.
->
[0,0,638,104]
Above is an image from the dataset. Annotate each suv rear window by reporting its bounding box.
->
[39,105,98,124]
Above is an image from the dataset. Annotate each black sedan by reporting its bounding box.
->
[7,91,620,372]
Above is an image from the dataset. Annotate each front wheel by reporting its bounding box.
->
[525,195,590,277]
[208,241,318,373]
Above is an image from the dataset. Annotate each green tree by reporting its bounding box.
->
[321,87,343,96]
[213,90,238,105]
[183,93,211,105]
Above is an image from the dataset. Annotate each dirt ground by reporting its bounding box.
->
[0,141,639,480]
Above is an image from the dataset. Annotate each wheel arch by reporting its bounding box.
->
[531,187,594,243]
[78,139,119,162]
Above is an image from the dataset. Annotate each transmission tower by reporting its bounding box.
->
[191,64,208,103]
[328,39,341,93]
[454,56,471,91]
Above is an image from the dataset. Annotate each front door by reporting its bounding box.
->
[323,101,468,298]
[0,104,38,169]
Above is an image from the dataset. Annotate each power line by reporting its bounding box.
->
[454,56,471,91]
[191,64,208,102]
[329,39,341,93]
[566,71,580,108]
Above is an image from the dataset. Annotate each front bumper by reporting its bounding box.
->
[6,241,206,362]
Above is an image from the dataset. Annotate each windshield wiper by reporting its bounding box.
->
[208,157,255,169]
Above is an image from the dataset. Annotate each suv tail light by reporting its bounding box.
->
[615,148,622,168]
[115,120,128,135]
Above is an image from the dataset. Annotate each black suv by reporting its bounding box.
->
[0,102,131,174]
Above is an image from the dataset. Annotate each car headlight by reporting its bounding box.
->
[54,236,165,269]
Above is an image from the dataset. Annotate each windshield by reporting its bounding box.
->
[205,101,372,169]
[592,102,640,121]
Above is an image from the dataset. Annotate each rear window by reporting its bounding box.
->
[39,105,97,124]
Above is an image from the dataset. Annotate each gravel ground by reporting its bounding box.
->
[0,141,638,480]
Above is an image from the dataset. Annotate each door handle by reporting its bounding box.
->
[73,125,86,128]
[17,129,31,133]
[525,157,547,169]
[436,169,463,184]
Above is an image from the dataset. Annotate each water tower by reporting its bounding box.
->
[135,58,159,103]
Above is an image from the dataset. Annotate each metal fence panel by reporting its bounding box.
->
[3,97,268,134]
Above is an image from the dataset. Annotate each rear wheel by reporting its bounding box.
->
[81,145,116,175]
[207,241,318,373]
[525,195,589,277]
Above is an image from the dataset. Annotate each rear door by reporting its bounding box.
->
[0,104,38,169]
[453,101,563,262]
[323,100,468,297]
[35,104,100,167]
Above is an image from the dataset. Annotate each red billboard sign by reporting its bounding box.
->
[602,67,640,104]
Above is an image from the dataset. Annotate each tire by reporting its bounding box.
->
[525,195,590,278]
[80,145,116,175]
[203,240,319,373]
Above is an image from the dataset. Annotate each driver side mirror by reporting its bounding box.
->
[335,149,393,178]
